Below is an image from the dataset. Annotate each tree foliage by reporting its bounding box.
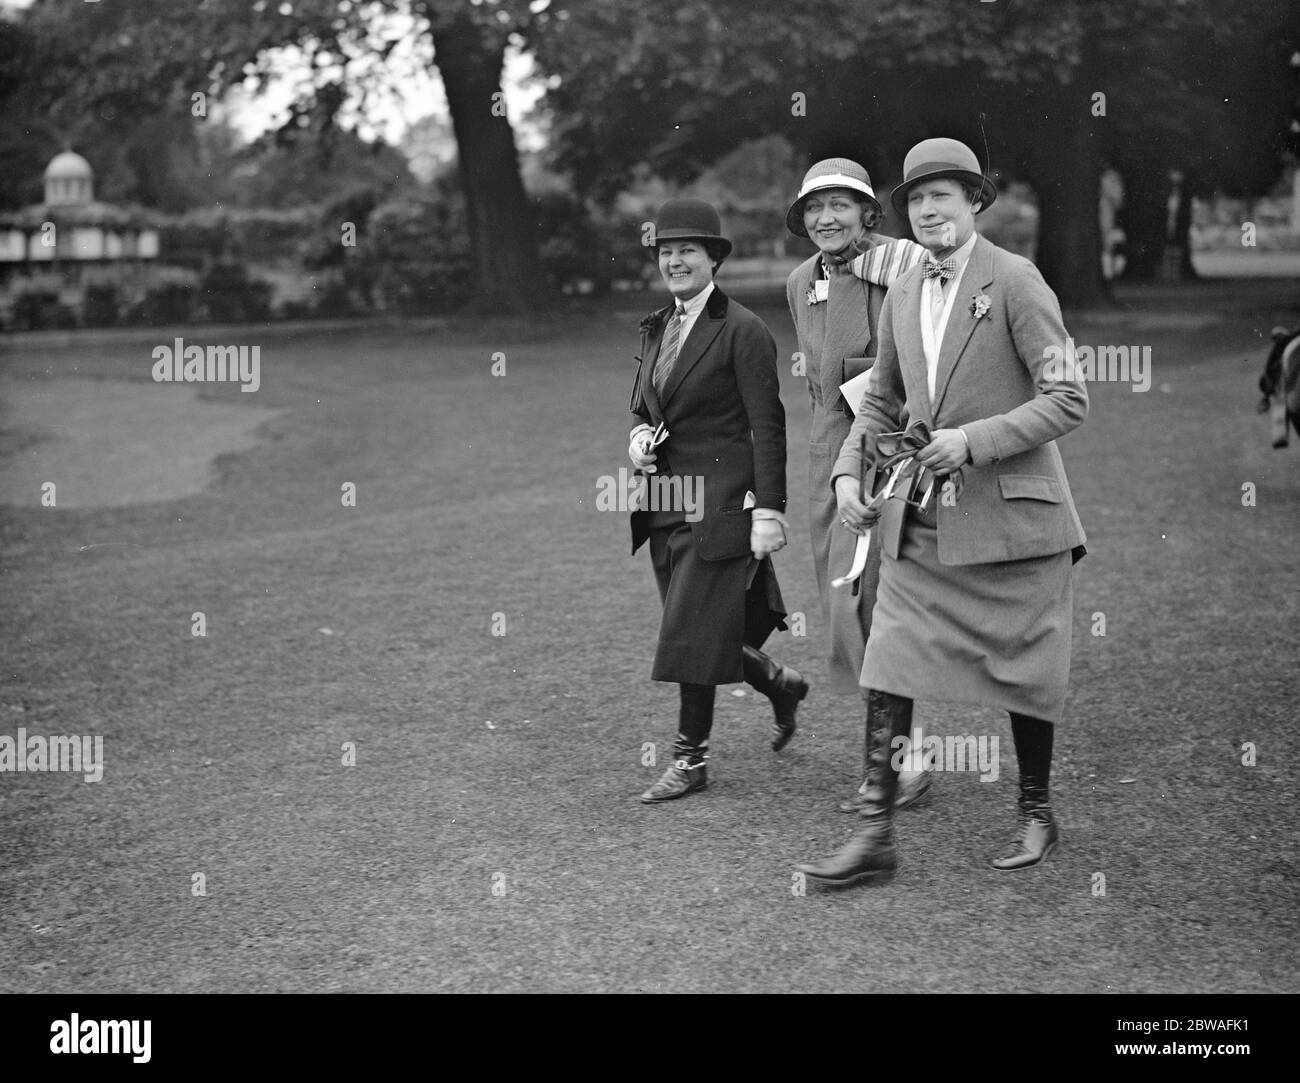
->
[533,0,1299,299]
[6,0,556,312]
[4,0,1296,308]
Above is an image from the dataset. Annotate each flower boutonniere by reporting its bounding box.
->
[805,284,821,307]
[969,293,992,320]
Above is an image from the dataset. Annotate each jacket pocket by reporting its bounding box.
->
[998,474,1063,503]
[841,355,875,383]
[698,504,752,561]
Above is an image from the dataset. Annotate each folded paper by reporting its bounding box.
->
[838,369,873,417]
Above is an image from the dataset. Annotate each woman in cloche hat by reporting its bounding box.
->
[784,158,930,813]
[626,198,806,803]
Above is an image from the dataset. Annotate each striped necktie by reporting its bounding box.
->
[653,306,686,393]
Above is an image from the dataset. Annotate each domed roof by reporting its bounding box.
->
[45,150,93,181]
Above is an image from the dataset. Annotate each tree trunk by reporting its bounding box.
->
[1119,161,1164,281]
[432,10,549,315]
[1115,159,1200,282]
[1023,77,1111,309]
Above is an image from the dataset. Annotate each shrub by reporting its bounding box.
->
[120,267,199,326]
[11,290,76,331]
[199,262,273,323]
[158,206,319,267]
[8,276,77,330]
[358,182,473,314]
[82,282,120,328]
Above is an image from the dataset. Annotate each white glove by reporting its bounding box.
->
[750,512,787,559]
[628,424,658,472]
[750,519,786,559]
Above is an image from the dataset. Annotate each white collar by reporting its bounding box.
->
[925,232,978,274]
[674,282,714,317]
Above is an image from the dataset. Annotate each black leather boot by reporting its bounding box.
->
[742,645,808,751]
[838,771,931,812]
[641,684,713,804]
[989,713,1059,870]
[837,697,930,811]
[796,690,911,888]
[640,757,707,803]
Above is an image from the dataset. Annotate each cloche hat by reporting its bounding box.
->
[786,158,882,237]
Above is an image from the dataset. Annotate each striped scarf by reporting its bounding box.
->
[850,238,926,288]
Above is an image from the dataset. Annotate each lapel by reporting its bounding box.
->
[637,303,673,423]
[890,271,932,426]
[660,285,727,405]
[820,264,872,410]
[931,236,993,419]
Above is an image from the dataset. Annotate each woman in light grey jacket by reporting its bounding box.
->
[784,157,928,811]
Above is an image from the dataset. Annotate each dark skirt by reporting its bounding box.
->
[861,518,1074,722]
[648,511,787,685]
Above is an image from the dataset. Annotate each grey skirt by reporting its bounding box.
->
[861,518,1074,722]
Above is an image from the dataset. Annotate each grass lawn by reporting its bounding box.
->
[0,278,1297,993]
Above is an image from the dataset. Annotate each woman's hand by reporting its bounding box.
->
[835,475,880,535]
[628,424,658,473]
[914,428,970,475]
[751,519,786,560]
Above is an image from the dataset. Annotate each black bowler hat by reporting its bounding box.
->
[651,198,733,259]
[890,137,998,215]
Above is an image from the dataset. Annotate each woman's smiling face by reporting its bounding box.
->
[658,240,715,300]
[802,188,867,254]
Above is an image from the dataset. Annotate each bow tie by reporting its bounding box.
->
[921,256,957,281]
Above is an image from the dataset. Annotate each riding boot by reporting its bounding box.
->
[838,693,931,811]
[796,690,911,887]
[989,712,1059,870]
[641,684,714,803]
[741,644,808,751]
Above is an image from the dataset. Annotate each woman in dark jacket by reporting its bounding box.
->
[628,198,806,803]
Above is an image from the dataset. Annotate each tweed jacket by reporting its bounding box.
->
[629,286,786,561]
[831,235,1088,566]
[785,233,925,425]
